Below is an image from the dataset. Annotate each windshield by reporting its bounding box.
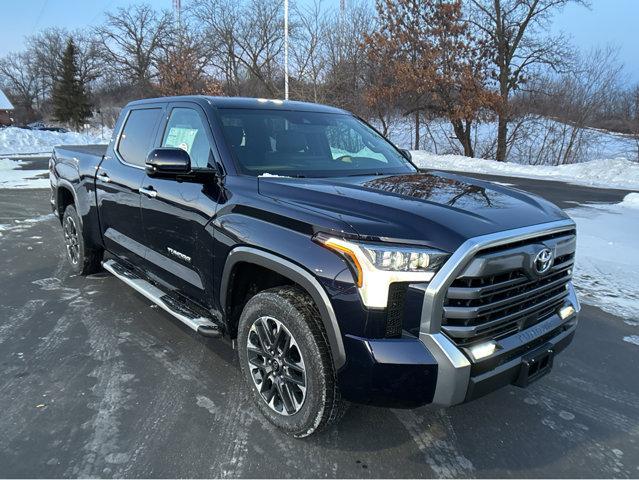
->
[216,108,416,177]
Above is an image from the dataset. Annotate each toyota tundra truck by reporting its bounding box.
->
[49,96,580,437]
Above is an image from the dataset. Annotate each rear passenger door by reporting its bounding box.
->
[96,106,164,266]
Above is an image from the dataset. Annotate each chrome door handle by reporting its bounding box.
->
[139,186,157,198]
[96,172,111,183]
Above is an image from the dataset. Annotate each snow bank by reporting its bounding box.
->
[412,151,639,190]
[0,126,111,156]
[0,158,49,189]
[567,193,639,319]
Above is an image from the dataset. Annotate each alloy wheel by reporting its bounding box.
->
[246,316,307,416]
[63,215,80,265]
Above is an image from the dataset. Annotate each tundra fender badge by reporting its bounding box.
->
[167,247,192,263]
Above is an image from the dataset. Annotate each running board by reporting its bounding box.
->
[102,259,222,338]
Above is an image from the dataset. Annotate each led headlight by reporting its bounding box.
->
[315,234,450,308]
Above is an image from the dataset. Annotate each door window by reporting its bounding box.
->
[162,108,213,169]
[117,108,163,167]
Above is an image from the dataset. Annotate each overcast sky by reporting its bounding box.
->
[0,0,637,83]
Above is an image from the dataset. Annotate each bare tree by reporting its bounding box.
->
[191,0,284,97]
[0,52,43,121]
[470,0,586,161]
[323,1,375,114]
[190,0,244,95]
[96,3,173,96]
[289,0,328,102]
[234,0,285,96]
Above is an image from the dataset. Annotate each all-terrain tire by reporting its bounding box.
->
[62,205,103,275]
[237,285,345,437]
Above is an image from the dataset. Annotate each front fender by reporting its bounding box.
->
[220,246,347,369]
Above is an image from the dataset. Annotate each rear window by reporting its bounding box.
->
[117,108,162,167]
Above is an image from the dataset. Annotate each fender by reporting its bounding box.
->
[55,178,80,219]
[220,246,347,370]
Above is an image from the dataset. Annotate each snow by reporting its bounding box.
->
[0,158,49,189]
[567,193,639,320]
[411,152,639,191]
[0,126,111,156]
[623,336,639,346]
[385,116,639,166]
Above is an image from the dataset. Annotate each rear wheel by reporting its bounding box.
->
[237,286,345,437]
[62,205,103,275]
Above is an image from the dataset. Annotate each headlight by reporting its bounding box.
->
[315,233,450,308]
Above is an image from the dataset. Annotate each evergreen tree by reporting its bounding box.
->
[52,39,91,130]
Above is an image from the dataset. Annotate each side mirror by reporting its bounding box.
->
[146,148,191,177]
[399,149,412,161]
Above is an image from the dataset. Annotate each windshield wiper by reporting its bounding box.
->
[343,172,387,177]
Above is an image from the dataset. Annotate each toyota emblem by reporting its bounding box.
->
[534,248,554,274]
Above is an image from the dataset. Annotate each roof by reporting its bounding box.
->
[0,89,14,110]
[127,95,348,114]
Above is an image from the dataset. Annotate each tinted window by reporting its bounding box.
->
[117,108,162,166]
[217,109,414,177]
[162,108,212,169]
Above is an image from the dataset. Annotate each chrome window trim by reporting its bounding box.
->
[419,218,577,406]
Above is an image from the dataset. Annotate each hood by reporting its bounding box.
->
[257,171,570,252]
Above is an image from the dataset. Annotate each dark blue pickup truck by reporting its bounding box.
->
[50,96,580,437]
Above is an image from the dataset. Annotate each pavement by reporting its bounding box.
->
[0,156,638,478]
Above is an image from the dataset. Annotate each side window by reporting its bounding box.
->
[162,108,213,169]
[117,108,162,167]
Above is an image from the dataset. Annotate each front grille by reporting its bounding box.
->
[442,231,575,347]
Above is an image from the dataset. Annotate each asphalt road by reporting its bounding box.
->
[0,158,638,478]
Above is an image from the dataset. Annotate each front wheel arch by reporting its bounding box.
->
[220,247,346,370]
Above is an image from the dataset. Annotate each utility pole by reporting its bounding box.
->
[173,0,181,30]
[284,0,289,100]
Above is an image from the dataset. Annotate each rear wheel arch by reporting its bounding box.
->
[56,184,77,221]
[221,247,346,369]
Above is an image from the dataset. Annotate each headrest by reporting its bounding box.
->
[223,125,244,146]
[275,130,307,153]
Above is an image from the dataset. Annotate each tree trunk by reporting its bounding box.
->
[414,110,420,150]
[495,114,508,161]
[452,119,474,158]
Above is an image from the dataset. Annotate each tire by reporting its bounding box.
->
[62,205,103,275]
[237,285,345,437]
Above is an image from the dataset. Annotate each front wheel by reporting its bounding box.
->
[237,286,345,437]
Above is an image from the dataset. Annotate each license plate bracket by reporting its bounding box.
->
[513,344,554,387]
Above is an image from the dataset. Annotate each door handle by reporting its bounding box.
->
[96,171,111,183]
[139,186,157,198]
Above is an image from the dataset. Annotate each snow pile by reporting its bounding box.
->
[567,193,639,319]
[0,158,49,189]
[412,151,639,190]
[0,126,111,156]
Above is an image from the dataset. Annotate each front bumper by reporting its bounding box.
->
[337,293,578,408]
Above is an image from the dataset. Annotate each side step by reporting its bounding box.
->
[102,259,222,338]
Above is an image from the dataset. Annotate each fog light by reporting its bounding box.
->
[559,305,576,320]
[469,341,497,361]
